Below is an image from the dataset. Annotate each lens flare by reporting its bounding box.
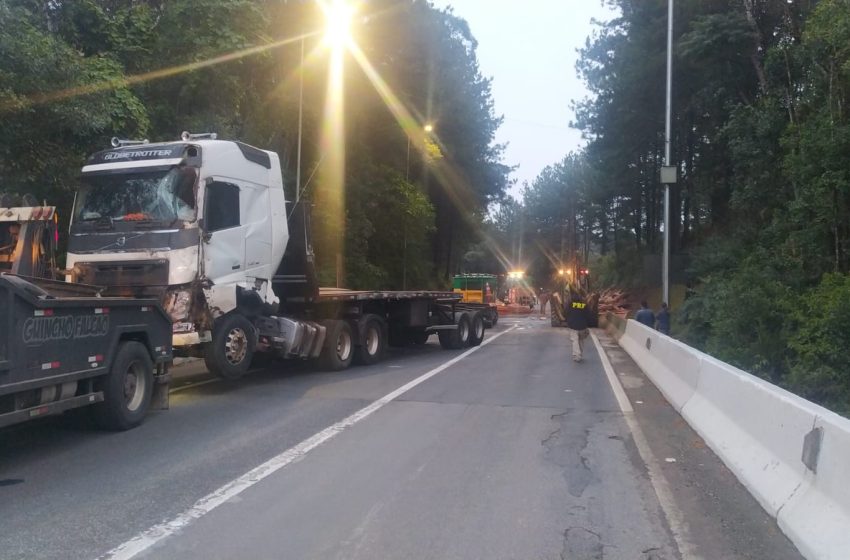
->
[314,2,350,276]
[320,0,355,50]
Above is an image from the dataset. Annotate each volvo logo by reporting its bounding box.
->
[116,236,126,247]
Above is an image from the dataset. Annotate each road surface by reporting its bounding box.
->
[0,317,803,559]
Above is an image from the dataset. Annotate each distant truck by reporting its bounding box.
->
[0,274,172,430]
[63,134,493,379]
[452,273,498,326]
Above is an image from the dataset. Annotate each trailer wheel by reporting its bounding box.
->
[93,341,153,431]
[489,309,499,326]
[320,320,354,371]
[205,313,256,380]
[354,315,386,366]
[438,313,471,350]
[468,312,486,347]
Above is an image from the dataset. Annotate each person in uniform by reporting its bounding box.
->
[566,286,591,362]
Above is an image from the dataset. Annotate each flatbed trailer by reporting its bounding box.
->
[247,286,497,373]
[0,274,172,430]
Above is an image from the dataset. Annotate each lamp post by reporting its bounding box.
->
[403,123,434,289]
[660,0,676,307]
[296,35,304,202]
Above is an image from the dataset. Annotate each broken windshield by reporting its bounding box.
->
[74,167,197,228]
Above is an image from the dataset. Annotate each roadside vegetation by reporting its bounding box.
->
[0,0,509,290]
[502,0,850,414]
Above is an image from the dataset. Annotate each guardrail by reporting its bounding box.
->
[606,314,850,560]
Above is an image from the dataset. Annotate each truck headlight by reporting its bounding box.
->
[163,289,192,322]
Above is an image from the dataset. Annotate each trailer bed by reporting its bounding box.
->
[317,287,461,302]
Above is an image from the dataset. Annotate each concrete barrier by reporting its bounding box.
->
[778,410,850,560]
[614,318,850,560]
[616,320,700,411]
[682,355,819,516]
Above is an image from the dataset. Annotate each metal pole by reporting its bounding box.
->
[663,0,673,306]
[403,136,410,288]
[405,135,411,182]
[296,36,305,202]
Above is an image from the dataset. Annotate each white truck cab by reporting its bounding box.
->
[67,136,289,349]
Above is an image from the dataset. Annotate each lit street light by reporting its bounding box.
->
[322,0,355,50]
[406,123,434,182]
[296,0,356,202]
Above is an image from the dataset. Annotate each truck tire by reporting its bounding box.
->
[468,312,486,347]
[319,319,354,371]
[205,313,256,380]
[438,313,471,350]
[489,308,499,327]
[92,341,154,431]
[353,315,386,366]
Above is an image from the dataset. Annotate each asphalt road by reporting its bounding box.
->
[0,317,803,560]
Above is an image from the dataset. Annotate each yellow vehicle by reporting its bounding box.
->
[452,274,499,325]
[452,273,496,304]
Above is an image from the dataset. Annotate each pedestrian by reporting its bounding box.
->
[635,300,655,328]
[656,302,670,335]
[566,287,591,362]
[538,288,549,319]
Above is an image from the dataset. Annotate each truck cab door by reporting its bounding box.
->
[202,180,245,284]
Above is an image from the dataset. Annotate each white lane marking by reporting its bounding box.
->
[99,325,518,560]
[590,330,702,560]
[590,331,633,413]
[168,378,220,394]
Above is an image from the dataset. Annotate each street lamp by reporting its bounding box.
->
[322,0,354,50]
[660,0,676,307]
[296,1,356,202]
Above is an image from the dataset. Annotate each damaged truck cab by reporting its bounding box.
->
[67,136,287,354]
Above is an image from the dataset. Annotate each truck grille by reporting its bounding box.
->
[74,259,169,289]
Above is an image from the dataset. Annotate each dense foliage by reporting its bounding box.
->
[512,0,850,413]
[0,0,508,288]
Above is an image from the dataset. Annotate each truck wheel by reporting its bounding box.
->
[93,341,153,431]
[438,313,471,350]
[205,313,256,380]
[468,312,486,347]
[489,309,499,327]
[320,319,354,371]
[410,330,430,345]
[354,315,386,366]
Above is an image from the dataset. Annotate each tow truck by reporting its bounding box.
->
[0,197,171,429]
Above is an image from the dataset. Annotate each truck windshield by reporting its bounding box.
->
[74,167,197,227]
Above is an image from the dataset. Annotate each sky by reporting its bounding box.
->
[430,1,618,198]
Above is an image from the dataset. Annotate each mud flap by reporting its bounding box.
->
[151,368,171,410]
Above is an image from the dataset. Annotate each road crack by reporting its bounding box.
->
[561,526,604,560]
